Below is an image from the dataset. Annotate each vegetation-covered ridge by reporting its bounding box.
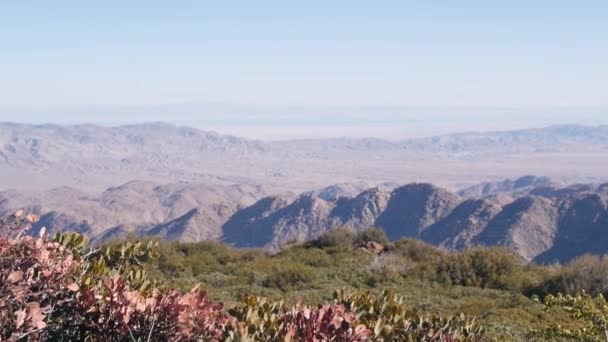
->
[2,212,608,341]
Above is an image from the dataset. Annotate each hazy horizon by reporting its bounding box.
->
[1,104,608,140]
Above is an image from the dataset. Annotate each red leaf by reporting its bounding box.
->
[8,270,23,283]
[27,303,47,330]
[14,309,26,328]
[66,283,80,292]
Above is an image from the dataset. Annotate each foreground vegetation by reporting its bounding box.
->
[3,212,608,340]
[130,228,608,340]
[0,213,480,341]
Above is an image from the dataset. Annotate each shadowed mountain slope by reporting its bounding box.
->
[472,196,559,261]
[2,176,608,263]
[376,184,461,239]
[421,199,502,250]
[534,193,608,263]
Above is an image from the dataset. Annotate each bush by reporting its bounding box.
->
[354,228,390,246]
[334,289,483,341]
[393,239,442,263]
[293,249,334,268]
[1,214,80,339]
[228,295,372,341]
[0,212,228,341]
[435,247,530,291]
[539,292,608,341]
[312,227,356,248]
[532,254,608,297]
[227,290,484,342]
[263,262,318,291]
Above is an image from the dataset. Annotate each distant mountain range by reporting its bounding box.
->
[1,176,607,263]
[1,122,607,191]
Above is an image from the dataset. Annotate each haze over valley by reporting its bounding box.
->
[1,122,606,192]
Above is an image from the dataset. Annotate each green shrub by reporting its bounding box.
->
[539,292,608,342]
[292,249,333,268]
[312,227,356,248]
[263,262,318,291]
[532,254,608,297]
[334,288,484,341]
[239,249,270,262]
[227,290,484,342]
[354,227,390,246]
[393,238,443,263]
[435,247,530,291]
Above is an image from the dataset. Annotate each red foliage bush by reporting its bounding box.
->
[0,212,230,341]
[0,212,79,340]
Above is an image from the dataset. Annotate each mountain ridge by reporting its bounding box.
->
[2,176,608,263]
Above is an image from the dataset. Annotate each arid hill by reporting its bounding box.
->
[2,176,608,263]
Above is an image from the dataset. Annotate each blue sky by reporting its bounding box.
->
[1,1,607,138]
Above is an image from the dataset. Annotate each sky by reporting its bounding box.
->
[1,1,607,139]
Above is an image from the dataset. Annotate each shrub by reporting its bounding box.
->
[240,249,270,262]
[354,228,390,246]
[277,246,334,267]
[334,289,483,341]
[228,295,372,341]
[539,292,608,342]
[227,290,484,342]
[0,212,229,341]
[312,227,356,248]
[1,213,80,340]
[532,254,608,297]
[263,262,318,291]
[393,238,443,263]
[434,247,529,291]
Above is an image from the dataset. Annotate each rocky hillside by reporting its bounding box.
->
[2,176,608,263]
[0,181,272,243]
[458,175,558,198]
